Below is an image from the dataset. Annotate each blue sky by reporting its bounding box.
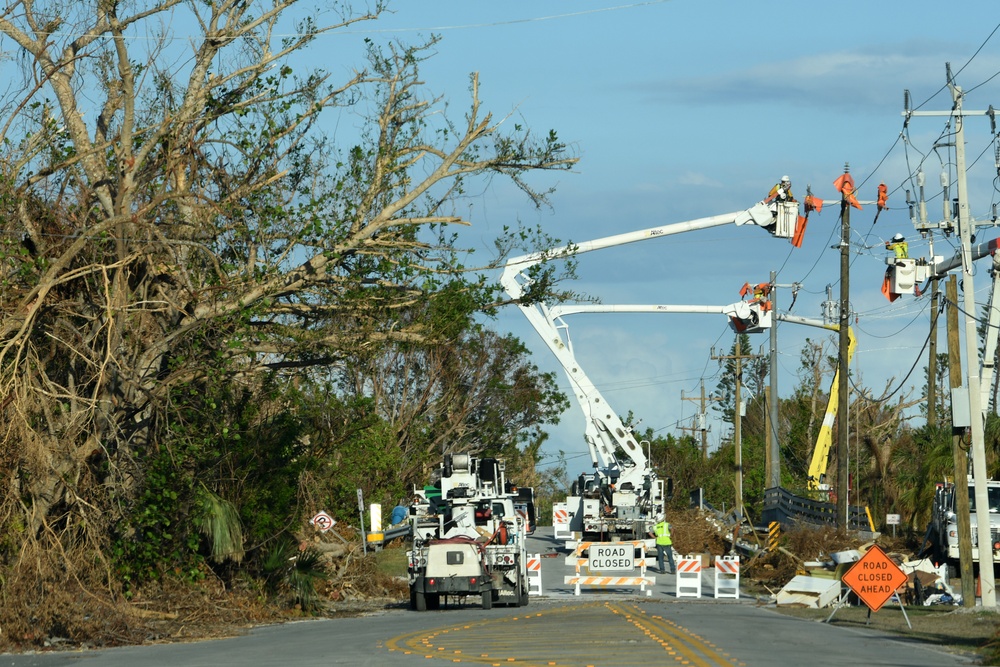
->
[344,2,1000,470]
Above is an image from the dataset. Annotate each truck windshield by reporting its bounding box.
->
[966,485,1000,513]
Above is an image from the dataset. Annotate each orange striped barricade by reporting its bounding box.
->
[552,502,572,541]
[563,541,655,597]
[527,553,543,596]
[714,555,740,599]
[675,555,703,598]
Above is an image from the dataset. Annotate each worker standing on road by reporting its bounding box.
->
[650,515,676,575]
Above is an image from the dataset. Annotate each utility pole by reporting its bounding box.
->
[681,380,720,460]
[837,164,851,532]
[927,277,939,427]
[906,65,996,604]
[713,339,758,521]
[946,276,975,606]
[767,270,780,489]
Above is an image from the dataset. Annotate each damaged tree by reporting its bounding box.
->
[0,0,575,640]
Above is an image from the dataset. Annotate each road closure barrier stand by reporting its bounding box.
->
[563,541,655,597]
[714,555,740,599]
[676,555,703,598]
[552,503,572,541]
[527,553,543,596]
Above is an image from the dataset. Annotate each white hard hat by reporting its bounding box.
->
[892,233,905,242]
[781,175,790,183]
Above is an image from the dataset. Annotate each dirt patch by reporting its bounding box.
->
[769,604,999,661]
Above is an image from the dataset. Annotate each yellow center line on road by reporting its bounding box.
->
[607,602,743,667]
[384,602,742,667]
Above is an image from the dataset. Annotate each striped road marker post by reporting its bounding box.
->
[768,521,781,552]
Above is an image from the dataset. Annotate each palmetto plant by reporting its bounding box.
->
[196,486,245,564]
[263,538,328,612]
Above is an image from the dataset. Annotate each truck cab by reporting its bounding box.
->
[929,478,1000,569]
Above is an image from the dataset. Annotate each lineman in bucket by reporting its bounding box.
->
[650,514,676,575]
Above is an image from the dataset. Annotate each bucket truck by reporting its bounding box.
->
[500,200,796,546]
[406,453,533,611]
[542,301,769,546]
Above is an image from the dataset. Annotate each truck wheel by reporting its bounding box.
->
[519,585,529,607]
[481,590,493,610]
[414,591,427,612]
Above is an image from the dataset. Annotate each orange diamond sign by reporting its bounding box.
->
[841,544,908,612]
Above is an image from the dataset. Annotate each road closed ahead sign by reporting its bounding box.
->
[588,543,634,572]
[841,544,908,612]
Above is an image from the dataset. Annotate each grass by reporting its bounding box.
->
[373,542,408,578]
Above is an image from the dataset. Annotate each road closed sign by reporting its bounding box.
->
[588,543,634,572]
[841,544,907,612]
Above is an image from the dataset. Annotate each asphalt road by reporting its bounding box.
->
[0,528,980,667]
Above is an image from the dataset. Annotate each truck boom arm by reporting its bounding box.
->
[501,202,789,487]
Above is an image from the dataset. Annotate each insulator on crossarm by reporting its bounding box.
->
[941,171,951,222]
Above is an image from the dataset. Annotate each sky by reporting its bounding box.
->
[335,1,1000,473]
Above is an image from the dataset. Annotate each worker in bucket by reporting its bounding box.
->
[766,175,795,205]
[885,232,908,260]
[650,514,676,575]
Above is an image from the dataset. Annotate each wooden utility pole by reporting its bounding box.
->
[680,380,720,460]
[764,385,772,489]
[713,339,757,521]
[946,276,975,606]
[767,269,780,489]
[836,165,851,532]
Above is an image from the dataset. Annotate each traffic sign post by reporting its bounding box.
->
[357,488,367,556]
[886,513,900,538]
[827,545,910,628]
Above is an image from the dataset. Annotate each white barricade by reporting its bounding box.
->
[714,555,740,599]
[527,553,543,596]
[552,503,573,541]
[675,554,703,598]
[563,541,655,597]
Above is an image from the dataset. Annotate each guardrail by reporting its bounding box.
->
[366,523,412,547]
[761,486,874,533]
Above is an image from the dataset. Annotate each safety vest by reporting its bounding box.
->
[654,521,672,546]
[888,241,908,259]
